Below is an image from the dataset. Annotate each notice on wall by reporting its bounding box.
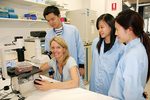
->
[112,3,117,11]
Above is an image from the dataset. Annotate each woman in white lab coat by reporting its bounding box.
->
[108,10,150,100]
[89,14,124,95]
[34,36,84,91]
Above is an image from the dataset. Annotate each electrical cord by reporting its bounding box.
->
[0,86,10,91]
[0,84,12,100]
[0,72,12,99]
[10,77,25,100]
[0,77,25,100]
[0,91,14,100]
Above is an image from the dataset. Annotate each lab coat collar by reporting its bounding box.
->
[101,38,120,55]
[125,38,141,52]
[53,23,64,35]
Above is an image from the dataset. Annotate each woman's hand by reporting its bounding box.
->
[34,80,53,91]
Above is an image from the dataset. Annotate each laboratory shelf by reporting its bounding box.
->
[0,18,47,23]
[0,0,67,28]
[4,0,67,11]
[5,0,50,7]
[0,18,48,28]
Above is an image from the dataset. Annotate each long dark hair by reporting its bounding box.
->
[96,14,116,54]
[115,10,150,82]
[143,32,150,82]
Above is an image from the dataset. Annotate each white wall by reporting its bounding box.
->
[81,0,91,9]
[0,0,83,44]
[90,0,122,17]
[56,0,122,17]
[0,0,123,44]
[55,0,83,10]
[105,0,122,17]
[0,0,49,44]
[0,28,48,44]
[59,0,122,18]
[90,0,106,17]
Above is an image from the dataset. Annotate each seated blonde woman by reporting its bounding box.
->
[34,36,85,91]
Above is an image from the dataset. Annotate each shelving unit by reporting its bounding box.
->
[6,0,67,10]
[0,18,46,22]
[5,0,48,7]
[0,0,67,28]
[0,18,48,28]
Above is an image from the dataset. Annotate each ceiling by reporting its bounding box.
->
[123,0,150,4]
[123,0,150,18]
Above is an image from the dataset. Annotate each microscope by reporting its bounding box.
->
[0,36,25,79]
[29,31,50,65]
[0,36,41,98]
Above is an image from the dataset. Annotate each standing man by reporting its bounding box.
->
[43,5,85,76]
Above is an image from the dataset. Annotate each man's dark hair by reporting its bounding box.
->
[43,5,60,19]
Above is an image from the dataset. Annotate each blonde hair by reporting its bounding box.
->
[50,36,70,66]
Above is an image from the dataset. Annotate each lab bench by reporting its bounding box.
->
[0,75,117,100]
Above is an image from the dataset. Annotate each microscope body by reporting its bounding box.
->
[0,37,40,94]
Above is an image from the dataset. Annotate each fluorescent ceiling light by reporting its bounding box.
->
[130,7,135,11]
[124,1,131,7]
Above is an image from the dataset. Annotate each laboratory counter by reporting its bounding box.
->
[25,88,117,100]
[0,75,117,100]
[25,75,117,100]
